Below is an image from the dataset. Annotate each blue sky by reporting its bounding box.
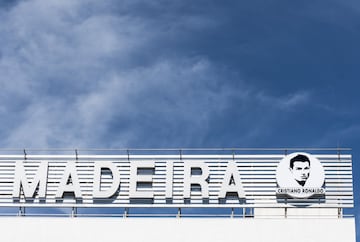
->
[0,0,359,239]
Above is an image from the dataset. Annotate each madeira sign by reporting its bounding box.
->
[12,159,245,201]
[0,150,353,208]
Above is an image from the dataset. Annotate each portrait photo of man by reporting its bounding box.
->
[289,154,310,186]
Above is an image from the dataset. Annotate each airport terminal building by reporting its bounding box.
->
[0,148,355,242]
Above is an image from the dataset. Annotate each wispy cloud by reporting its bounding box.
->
[0,0,234,148]
[256,90,311,110]
[0,0,352,150]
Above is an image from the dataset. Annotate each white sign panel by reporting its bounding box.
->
[276,153,325,198]
[0,152,353,208]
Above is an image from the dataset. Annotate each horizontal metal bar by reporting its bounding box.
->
[0,148,351,152]
[0,208,354,219]
[0,203,353,208]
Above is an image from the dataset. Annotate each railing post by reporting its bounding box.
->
[18,206,25,216]
[71,207,77,217]
[177,208,181,218]
[123,208,128,218]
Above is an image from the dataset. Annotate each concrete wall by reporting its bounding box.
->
[0,217,355,242]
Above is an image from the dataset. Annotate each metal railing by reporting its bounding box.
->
[0,206,352,219]
[0,147,351,154]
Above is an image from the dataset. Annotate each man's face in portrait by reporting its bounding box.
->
[291,161,310,185]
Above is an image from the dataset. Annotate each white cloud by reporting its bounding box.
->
[0,0,316,149]
[2,56,240,148]
[256,90,311,110]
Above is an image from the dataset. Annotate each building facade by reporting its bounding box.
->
[0,149,355,242]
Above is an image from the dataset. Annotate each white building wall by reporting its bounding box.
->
[0,217,355,242]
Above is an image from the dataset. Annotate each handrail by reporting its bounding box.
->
[0,210,353,219]
[0,148,351,152]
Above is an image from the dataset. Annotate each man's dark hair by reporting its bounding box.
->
[290,154,310,169]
